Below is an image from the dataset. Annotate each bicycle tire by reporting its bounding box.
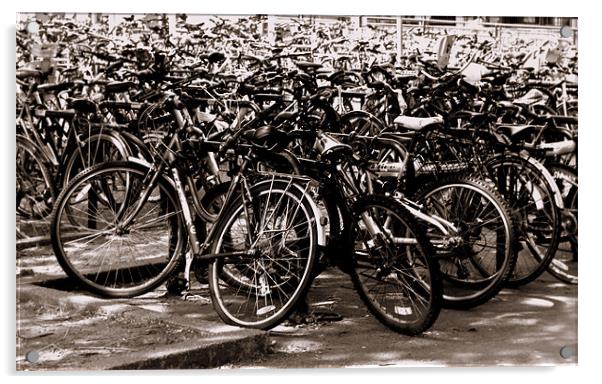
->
[207,177,319,329]
[545,163,578,284]
[413,176,516,309]
[484,154,562,287]
[348,194,442,335]
[16,134,56,220]
[50,160,185,298]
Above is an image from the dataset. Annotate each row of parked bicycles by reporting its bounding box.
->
[16,15,577,336]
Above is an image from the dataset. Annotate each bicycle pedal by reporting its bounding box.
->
[165,275,189,296]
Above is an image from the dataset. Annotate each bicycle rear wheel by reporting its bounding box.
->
[208,178,319,330]
[414,177,516,309]
[546,163,578,284]
[349,195,442,335]
[16,135,55,220]
[50,161,185,297]
[485,154,561,287]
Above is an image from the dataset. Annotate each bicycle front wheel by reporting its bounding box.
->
[208,178,319,330]
[349,195,442,335]
[50,161,186,298]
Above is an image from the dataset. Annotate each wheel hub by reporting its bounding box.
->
[114,226,130,236]
[561,210,578,236]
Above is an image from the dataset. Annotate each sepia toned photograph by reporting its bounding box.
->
[15,12,578,370]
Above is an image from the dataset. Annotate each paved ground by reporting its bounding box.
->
[235,269,577,368]
[17,241,270,371]
[17,238,578,369]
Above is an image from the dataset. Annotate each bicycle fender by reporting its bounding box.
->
[252,177,327,247]
[520,153,565,209]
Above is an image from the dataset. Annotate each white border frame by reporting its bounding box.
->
[3,1,597,382]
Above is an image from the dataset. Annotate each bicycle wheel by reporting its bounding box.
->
[348,195,442,335]
[485,154,561,287]
[546,163,578,284]
[50,161,185,297]
[208,178,319,329]
[340,111,386,136]
[414,177,516,309]
[16,135,56,220]
[63,131,131,187]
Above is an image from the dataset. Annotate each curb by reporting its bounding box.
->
[17,282,270,370]
[18,283,105,312]
[17,233,81,251]
[98,333,269,370]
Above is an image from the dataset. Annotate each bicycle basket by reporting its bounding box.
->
[412,131,476,176]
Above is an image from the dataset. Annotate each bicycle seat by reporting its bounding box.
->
[336,56,353,63]
[105,81,135,94]
[296,61,323,72]
[68,98,98,114]
[207,51,226,63]
[341,90,367,98]
[43,109,76,119]
[316,134,354,163]
[328,71,361,86]
[457,78,480,95]
[16,68,43,79]
[535,140,576,155]
[244,125,290,151]
[37,82,74,93]
[393,115,444,130]
[495,124,542,137]
[372,63,393,72]
[366,81,389,91]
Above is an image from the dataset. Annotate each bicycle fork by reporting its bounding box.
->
[171,168,202,292]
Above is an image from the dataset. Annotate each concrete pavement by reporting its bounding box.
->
[17,243,270,371]
[16,237,578,370]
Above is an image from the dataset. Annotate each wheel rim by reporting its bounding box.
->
[487,159,560,284]
[353,203,436,328]
[54,166,183,295]
[419,183,513,303]
[209,186,316,328]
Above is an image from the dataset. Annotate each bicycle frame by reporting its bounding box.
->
[121,122,327,292]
